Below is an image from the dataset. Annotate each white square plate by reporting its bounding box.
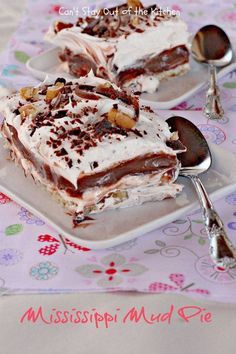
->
[0,137,236,249]
[26,47,236,109]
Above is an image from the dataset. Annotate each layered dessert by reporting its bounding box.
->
[45,1,190,94]
[0,76,184,224]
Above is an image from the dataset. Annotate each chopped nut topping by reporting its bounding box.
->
[45,82,64,102]
[131,16,140,26]
[19,87,38,101]
[19,104,37,118]
[107,108,136,129]
[127,0,143,10]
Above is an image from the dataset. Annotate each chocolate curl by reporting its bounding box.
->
[74,86,100,101]
[117,92,140,122]
[95,84,140,121]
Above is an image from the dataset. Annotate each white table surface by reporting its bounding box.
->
[0,2,236,353]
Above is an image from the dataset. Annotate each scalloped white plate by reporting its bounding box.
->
[1,135,236,249]
[26,46,236,109]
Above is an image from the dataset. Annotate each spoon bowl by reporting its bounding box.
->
[192,24,233,67]
[167,116,236,269]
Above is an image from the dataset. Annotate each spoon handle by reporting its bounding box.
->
[190,175,236,269]
[203,64,224,120]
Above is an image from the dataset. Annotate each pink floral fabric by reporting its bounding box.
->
[1,0,236,302]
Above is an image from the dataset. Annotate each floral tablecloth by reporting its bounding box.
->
[1,0,236,302]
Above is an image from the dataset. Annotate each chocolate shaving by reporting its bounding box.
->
[93,118,128,140]
[91,161,98,169]
[13,108,20,115]
[81,18,100,35]
[30,127,36,137]
[54,21,73,33]
[53,110,68,118]
[55,148,68,157]
[131,128,143,137]
[67,128,82,136]
[55,78,66,85]
[67,159,73,168]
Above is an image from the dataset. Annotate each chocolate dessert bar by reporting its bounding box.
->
[0,76,184,224]
[45,1,190,93]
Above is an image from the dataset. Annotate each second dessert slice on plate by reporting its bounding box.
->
[45,1,190,94]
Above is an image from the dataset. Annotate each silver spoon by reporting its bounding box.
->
[191,25,233,120]
[167,115,236,269]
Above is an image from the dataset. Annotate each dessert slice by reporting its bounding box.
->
[0,76,184,224]
[45,1,190,94]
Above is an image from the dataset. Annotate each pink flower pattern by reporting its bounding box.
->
[76,254,147,288]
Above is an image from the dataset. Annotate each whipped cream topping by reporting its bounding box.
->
[0,76,179,191]
[112,20,189,73]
